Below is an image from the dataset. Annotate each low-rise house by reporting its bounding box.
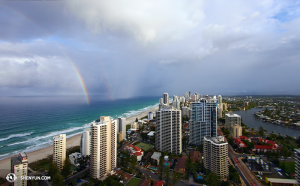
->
[137,178,151,186]
[189,151,201,163]
[115,169,133,184]
[234,138,247,148]
[153,180,164,186]
[252,144,281,153]
[239,136,249,141]
[175,155,187,174]
[124,144,144,161]
[151,152,161,165]
[69,152,82,167]
[147,131,155,137]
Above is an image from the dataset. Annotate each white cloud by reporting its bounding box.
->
[65,0,205,42]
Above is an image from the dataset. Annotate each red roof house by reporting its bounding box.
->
[239,136,248,141]
[253,144,281,153]
[153,180,164,186]
[124,144,144,161]
[234,138,247,148]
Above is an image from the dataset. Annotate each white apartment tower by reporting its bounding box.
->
[218,95,222,105]
[163,93,169,105]
[189,98,218,145]
[204,136,229,180]
[225,113,241,130]
[231,125,242,138]
[53,134,66,170]
[11,152,28,186]
[148,112,154,120]
[295,149,300,186]
[90,116,117,179]
[172,97,180,110]
[155,109,182,154]
[80,130,90,156]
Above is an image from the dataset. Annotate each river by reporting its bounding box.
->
[233,108,300,138]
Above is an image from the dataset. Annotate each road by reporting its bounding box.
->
[228,146,262,186]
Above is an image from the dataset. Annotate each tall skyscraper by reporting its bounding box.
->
[159,98,163,105]
[295,149,300,186]
[204,136,229,180]
[11,152,28,186]
[90,116,117,179]
[218,95,222,106]
[172,96,180,110]
[163,93,169,105]
[53,134,66,170]
[80,130,90,156]
[148,112,154,120]
[225,113,241,130]
[118,117,126,140]
[189,97,217,145]
[155,109,182,154]
[189,91,191,98]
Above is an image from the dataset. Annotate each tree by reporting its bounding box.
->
[206,172,220,186]
[48,162,58,178]
[171,171,180,186]
[130,155,137,168]
[259,126,265,137]
[282,147,291,158]
[52,172,64,186]
[135,118,138,122]
[158,155,164,180]
[61,157,71,178]
[164,166,171,186]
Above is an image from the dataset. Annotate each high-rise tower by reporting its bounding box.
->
[53,134,66,170]
[80,130,90,156]
[163,93,169,105]
[204,136,229,180]
[189,97,217,145]
[155,109,182,154]
[90,116,117,179]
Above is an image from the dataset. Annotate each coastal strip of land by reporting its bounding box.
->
[0,106,158,178]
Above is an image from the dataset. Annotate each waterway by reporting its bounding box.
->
[233,108,300,138]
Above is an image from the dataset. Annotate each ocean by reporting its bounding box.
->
[0,96,160,160]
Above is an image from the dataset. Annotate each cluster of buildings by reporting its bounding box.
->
[154,93,231,180]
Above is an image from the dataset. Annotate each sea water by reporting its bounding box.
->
[0,96,159,160]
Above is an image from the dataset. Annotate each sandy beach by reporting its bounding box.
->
[0,106,158,177]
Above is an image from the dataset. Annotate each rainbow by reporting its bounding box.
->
[1,4,115,104]
[58,48,90,105]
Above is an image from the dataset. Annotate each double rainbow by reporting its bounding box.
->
[1,4,115,104]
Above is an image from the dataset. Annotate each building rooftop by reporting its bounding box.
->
[176,155,187,169]
[266,178,297,184]
[53,134,66,141]
[137,178,151,186]
[205,136,228,145]
[225,113,241,117]
[151,152,161,160]
[153,180,164,186]
[11,156,22,167]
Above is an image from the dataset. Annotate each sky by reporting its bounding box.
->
[0,0,300,101]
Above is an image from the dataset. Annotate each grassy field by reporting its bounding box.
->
[126,178,141,186]
[279,161,295,174]
[135,142,154,151]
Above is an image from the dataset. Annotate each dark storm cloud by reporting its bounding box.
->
[0,0,300,99]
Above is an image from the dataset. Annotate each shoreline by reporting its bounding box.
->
[0,106,158,177]
[253,112,300,131]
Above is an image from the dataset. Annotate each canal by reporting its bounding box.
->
[233,108,300,138]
